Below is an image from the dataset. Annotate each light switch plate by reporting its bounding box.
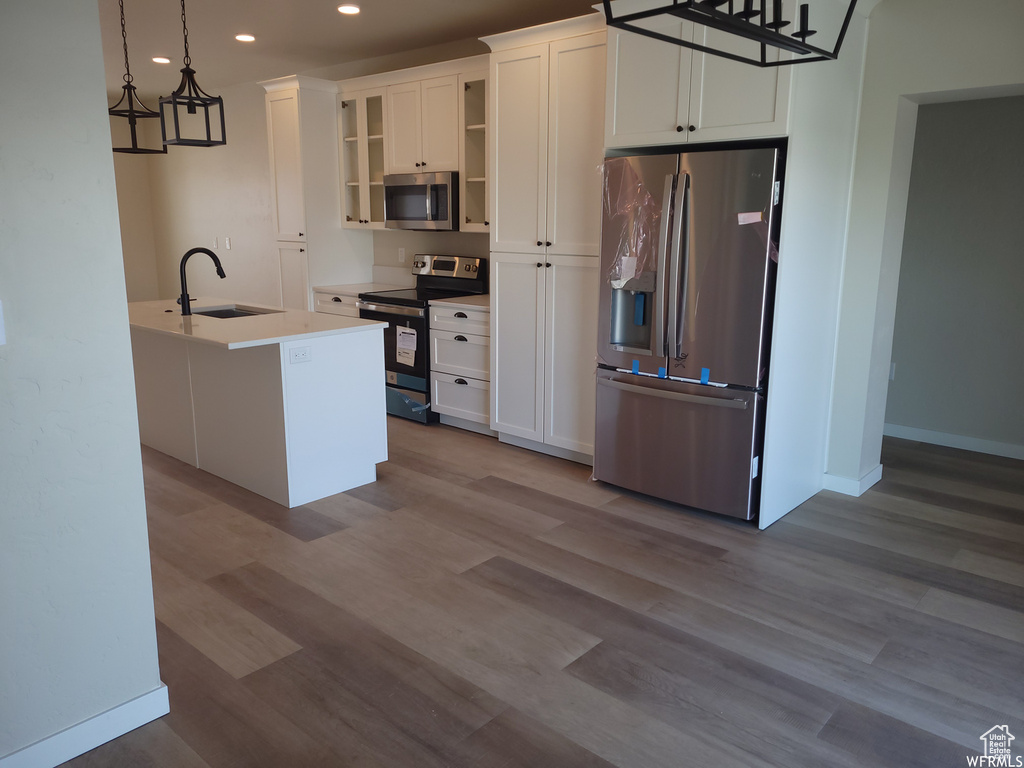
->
[0,299,6,345]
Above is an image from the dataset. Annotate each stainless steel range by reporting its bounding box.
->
[358,254,487,423]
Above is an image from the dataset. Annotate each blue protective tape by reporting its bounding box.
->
[632,360,640,374]
[701,368,710,384]
[634,293,645,326]
[658,367,667,379]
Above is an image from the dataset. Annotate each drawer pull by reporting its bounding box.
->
[332,297,342,302]
[454,311,468,318]
[454,378,468,385]
[454,335,468,342]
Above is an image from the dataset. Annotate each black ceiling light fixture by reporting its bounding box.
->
[159,0,226,147]
[601,0,859,67]
[108,0,166,154]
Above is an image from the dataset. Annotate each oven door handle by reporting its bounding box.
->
[356,300,425,318]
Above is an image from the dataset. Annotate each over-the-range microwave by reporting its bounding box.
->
[383,171,458,231]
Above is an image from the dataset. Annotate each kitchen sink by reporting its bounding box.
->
[194,304,283,319]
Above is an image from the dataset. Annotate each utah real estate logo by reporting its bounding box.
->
[968,726,1021,767]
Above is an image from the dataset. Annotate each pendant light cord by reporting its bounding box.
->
[180,0,191,67]
[119,0,133,84]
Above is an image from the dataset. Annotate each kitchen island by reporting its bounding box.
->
[129,297,387,507]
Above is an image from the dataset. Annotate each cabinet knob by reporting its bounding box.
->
[298,232,304,236]
[536,241,542,247]
[546,241,552,247]
[676,125,684,132]
[546,262,551,268]
[415,162,422,167]
[421,162,427,167]
[536,262,543,268]
[299,248,305,253]
[689,125,696,132]
[455,378,468,385]
[454,312,468,318]
[484,221,489,226]
[454,335,468,342]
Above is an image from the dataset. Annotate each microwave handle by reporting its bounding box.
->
[425,184,433,221]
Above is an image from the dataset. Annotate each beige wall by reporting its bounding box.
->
[112,153,160,301]
[0,0,162,758]
[884,96,1024,458]
[146,81,283,305]
[826,0,1024,484]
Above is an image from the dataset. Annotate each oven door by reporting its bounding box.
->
[356,301,429,391]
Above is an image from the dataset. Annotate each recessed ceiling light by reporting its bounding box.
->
[152,57,171,64]
[338,4,360,14]
[235,34,256,42]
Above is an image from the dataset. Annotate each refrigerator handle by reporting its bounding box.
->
[654,174,675,357]
[599,375,748,410]
[667,172,690,363]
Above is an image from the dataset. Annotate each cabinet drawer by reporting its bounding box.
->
[431,330,489,380]
[430,304,490,335]
[431,372,489,424]
[314,291,360,317]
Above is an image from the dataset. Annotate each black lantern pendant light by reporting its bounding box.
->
[602,0,859,67]
[159,0,226,147]
[108,0,166,154]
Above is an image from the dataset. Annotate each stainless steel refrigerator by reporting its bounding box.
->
[593,146,782,520]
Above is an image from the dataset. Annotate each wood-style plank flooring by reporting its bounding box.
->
[63,420,1024,767]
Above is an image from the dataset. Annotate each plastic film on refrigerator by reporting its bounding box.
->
[603,158,661,291]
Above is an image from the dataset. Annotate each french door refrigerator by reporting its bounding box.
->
[593,146,782,520]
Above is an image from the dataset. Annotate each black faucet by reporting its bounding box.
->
[179,247,227,316]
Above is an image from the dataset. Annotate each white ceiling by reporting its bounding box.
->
[100,0,599,101]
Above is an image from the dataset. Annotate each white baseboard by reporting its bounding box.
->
[883,423,1024,461]
[497,432,593,466]
[0,684,169,768]
[822,463,883,497]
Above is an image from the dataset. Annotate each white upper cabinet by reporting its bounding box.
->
[266,88,306,242]
[605,6,792,147]
[339,87,387,229]
[546,35,607,257]
[604,16,694,148]
[490,29,606,256]
[386,75,459,173]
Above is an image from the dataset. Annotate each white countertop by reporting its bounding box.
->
[313,282,403,296]
[430,293,491,309]
[129,297,386,350]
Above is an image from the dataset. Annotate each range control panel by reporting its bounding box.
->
[412,254,485,281]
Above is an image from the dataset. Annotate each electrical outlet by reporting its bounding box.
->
[398,247,406,263]
[889,362,896,381]
[289,346,312,364]
[224,237,232,250]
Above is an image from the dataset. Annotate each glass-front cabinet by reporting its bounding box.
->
[460,72,488,233]
[339,88,386,229]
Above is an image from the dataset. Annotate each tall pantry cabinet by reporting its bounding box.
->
[484,17,605,460]
[262,75,372,309]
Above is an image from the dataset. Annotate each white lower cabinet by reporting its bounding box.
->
[490,252,598,457]
[279,244,309,310]
[313,290,359,317]
[429,296,491,428]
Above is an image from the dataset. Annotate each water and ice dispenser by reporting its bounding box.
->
[609,272,657,353]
